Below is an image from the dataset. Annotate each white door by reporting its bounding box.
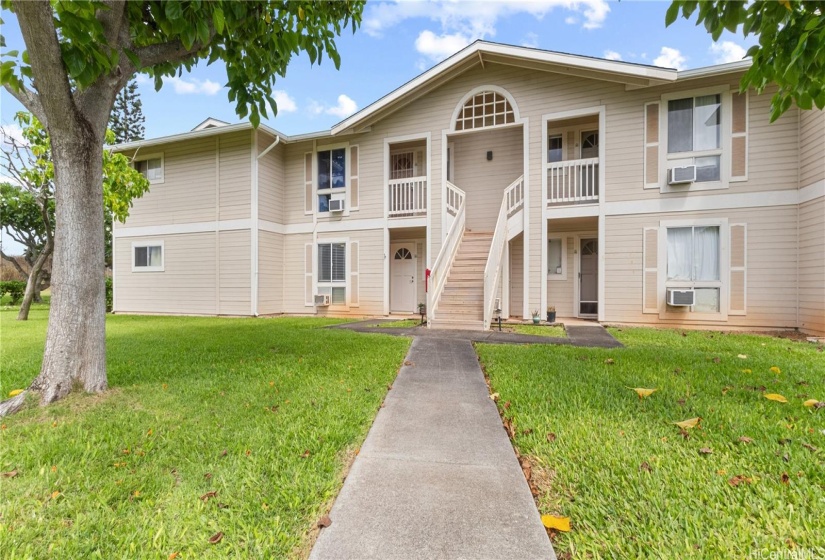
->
[390,244,417,312]
[579,238,598,316]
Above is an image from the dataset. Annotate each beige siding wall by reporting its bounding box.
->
[258,230,284,315]
[282,142,313,225]
[315,229,385,316]
[798,197,825,335]
[603,206,799,329]
[114,233,217,314]
[219,132,252,221]
[282,233,312,314]
[800,109,825,188]
[218,229,251,315]
[258,131,285,224]
[509,234,523,318]
[453,126,523,231]
[118,137,219,228]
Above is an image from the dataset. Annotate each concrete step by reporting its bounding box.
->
[447,272,483,281]
[437,306,483,315]
[442,281,483,290]
[442,287,484,296]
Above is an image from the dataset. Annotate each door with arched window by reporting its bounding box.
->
[390,244,417,313]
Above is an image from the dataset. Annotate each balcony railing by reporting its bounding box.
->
[547,157,600,205]
[388,176,427,217]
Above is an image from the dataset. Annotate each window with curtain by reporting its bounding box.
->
[135,157,163,182]
[133,244,163,271]
[318,242,346,304]
[548,238,563,276]
[666,226,720,312]
[317,148,346,212]
[667,94,721,183]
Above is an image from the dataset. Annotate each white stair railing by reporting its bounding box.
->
[547,157,600,204]
[388,176,427,216]
[428,182,466,325]
[483,179,519,330]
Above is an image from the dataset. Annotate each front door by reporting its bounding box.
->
[390,244,417,313]
[579,238,598,316]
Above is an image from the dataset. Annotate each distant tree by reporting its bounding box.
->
[109,78,145,143]
[667,0,825,121]
[0,1,363,416]
[0,112,149,322]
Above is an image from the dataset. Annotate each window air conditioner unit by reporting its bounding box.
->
[314,294,330,306]
[328,199,344,212]
[668,165,696,185]
[667,289,695,306]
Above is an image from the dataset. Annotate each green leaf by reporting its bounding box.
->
[165,0,182,21]
[213,7,225,35]
[665,2,681,27]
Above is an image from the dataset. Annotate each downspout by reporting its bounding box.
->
[257,135,280,160]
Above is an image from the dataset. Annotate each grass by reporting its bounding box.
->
[476,327,825,559]
[366,318,423,329]
[0,307,410,559]
[504,323,566,338]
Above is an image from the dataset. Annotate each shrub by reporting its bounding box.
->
[0,280,26,304]
[105,276,113,312]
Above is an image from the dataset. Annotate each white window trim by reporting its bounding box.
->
[657,218,728,321]
[315,142,350,218]
[316,237,350,310]
[131,240,165,272]
[133,152,165,184]
[547,236,567,281]
[659,86,731,193]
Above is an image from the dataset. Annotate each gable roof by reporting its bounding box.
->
[331,40,750,136]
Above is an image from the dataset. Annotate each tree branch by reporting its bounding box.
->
[12,0,78,132]
[133,35,211,69]
[2,84,48,127]
[0,250,29,277]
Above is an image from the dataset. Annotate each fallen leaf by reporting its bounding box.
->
[640,461,652,472]
[712,357,721,364]
[204,472,212,479]
[217,502,229,509]
[404,360,414,366]
[317,515,332,528]
[8,389,23,397]
[698,447,713,455]
[146,429,153,436]
[541,515,571,532]
[738,436,754,444]
[162,383,168,390]
[728,475,753,487]
[546,432,557,443]
[781,472,790,485]
[301,449,311,458]
[722,386,732,395]
[490,393,500,402]
[674,417,701,429]
[628,387,657,400]
[208,532,223,544]
[503,401,511,409]
[716,469,727,475]
[816,402,825,410]
[50,491,60,500]
[245,449,251,456]
[803,399,821,408]
[801,443,817,452]
[764,393,788,403]
[741,369,752,374]
[220,450,227,457]
[737,354,747,359]
[50,465,57,473]
[200,491,217,502]
[2,470,18,478]
[169,553,179,560]
[770,366,781,374]
[604,358,615,365]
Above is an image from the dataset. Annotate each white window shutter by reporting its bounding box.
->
[729,224,747,315]
[349,146,359,210]
[304,153,313,214]
[304,243,314,306]
[350,241,359,306]
[643,227,659,313]
[644,102,660,189]
[730,92,748,182]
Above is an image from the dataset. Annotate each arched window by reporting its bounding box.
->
[454,90,516,131]
[394,248,413,260]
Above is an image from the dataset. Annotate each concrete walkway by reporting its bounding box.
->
[332,319,622,349]
[310,337,557,560]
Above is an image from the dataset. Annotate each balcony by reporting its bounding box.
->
[547,157,600,206]
[388,176,427,217]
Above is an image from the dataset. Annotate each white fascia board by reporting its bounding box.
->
[677,59,752,81]
[110,122,285,152]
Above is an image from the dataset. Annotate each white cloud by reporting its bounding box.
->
[603,50,622,61]
[710,41,747,64]
[415,30,473,61]
[271,90,297,114]
[306,95,359,119]
[326,95,358,118]
[0,124,28,148]
[165,76,222,95]
[364,0,610,46]
[564,16,578,25]
[522,32,539,49]
[653,47,687,70]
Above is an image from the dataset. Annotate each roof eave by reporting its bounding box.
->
[110,122,286,152]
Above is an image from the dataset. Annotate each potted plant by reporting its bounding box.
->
[531,309,541,324]
[547,306,556,323]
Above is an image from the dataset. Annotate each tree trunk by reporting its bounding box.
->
[28,126,107,403]
[17,243,52,320]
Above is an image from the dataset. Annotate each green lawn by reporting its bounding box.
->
[0,307,410,559]
[504,323,566,338]
[477,328,825,559]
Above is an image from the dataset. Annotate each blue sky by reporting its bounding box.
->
[1,1,754,254]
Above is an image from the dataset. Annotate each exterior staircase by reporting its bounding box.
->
[430,231,493,330]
